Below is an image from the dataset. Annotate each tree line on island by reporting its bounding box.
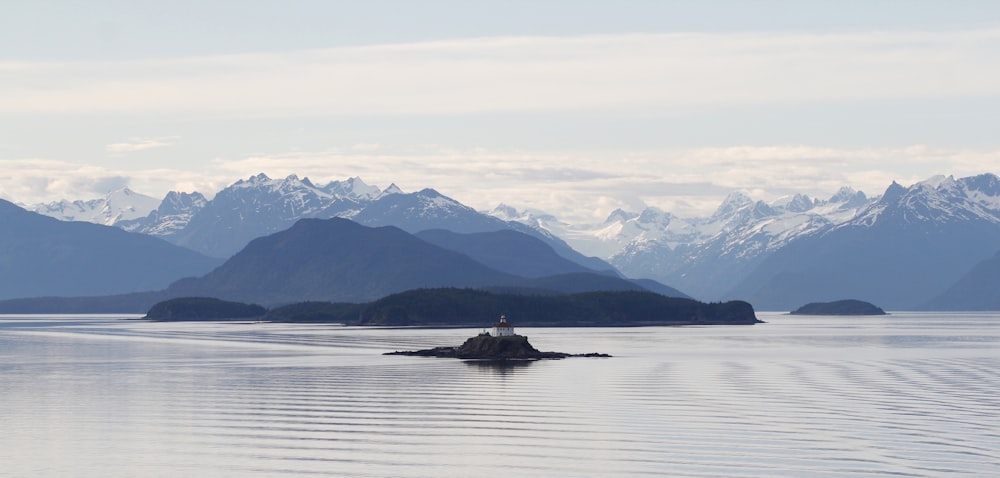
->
[144,288,761,326]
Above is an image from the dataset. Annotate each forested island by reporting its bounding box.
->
[145,297,266,320]
[144,288,761,326]
[790,299,886,316]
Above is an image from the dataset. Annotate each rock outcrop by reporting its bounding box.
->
[385,333,610,360]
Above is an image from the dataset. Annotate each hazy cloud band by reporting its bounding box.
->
[3,30,999,117]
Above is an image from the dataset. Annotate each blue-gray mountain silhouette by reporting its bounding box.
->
[164,218,671,307]
[415,229,689,297]
[923,249,1000,310]
[414,228,596,278]
[165,217,514,305]
[0,199,221,300]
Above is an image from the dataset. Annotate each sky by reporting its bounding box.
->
[2,0,1000,222]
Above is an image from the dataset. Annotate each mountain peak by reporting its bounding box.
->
[381,183,404,196]
[236,173,272,187]
[324,176,381,199]
[917,174,956,190]
[827,186,870,210]
[830,186,856,202]
[637,207,672,224]
[105,187,150,202]
[712,192,753,219]
[604,208,638,224]
[772,193,815,213]
[161,190,207,207]
[490,203,522,220]
[959,173,1000,196]
[28,187,159,226]
[345,176,381,198]
[882,181,908,202]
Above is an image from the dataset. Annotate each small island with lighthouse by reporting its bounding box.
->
[384,315,611,360]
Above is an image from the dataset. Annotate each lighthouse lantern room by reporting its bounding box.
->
[491,315,515,337]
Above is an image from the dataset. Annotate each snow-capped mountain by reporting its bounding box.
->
[32,173,396,258]
[164,174,389,257]
[727,173,1000,309]
[119,191,207,237]
[490,186,876,300]
[324,176,383,200]
[604,188,874,300]
[845,175,1000,229]
[488,203,589,250]
[355,188,502,233]
[488,204,702,259]
[28,187,160,226]
[29,173,609,271]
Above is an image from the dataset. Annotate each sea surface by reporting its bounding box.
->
[1,312,998,477]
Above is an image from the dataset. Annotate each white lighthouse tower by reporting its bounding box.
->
[491,315,515,337]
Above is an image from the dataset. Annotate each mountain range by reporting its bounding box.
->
[726,175,1000,309]
[0,210,677,311]
[37,174,609,275]
[17,172,1000,310]
[492,186,873,300]
[494,173,1000,310]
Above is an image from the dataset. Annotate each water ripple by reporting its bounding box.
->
[1,314,999,477]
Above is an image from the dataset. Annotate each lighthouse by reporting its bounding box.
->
[491,315,515,337]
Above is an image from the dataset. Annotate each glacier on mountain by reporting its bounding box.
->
[489,185,879,300]
[28,188,160,226]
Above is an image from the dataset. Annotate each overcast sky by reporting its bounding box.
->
[2,1,1000,221]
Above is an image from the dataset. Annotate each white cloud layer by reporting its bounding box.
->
[4,145,999,221]
[105,137,178,153]
[3,30,999,117]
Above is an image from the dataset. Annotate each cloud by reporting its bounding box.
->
[4,144,1000,221]
[667,145,1000,206]
[3,30,999,118]
[0,159,216,204]
[351,143,381,152]
[0,159,132,203]
[105,137,177,153]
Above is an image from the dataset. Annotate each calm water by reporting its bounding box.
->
[1,313,998,477]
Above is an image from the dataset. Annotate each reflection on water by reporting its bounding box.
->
[463,358,539,373]
[1,313,999,477]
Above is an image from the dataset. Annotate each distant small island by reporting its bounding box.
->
[385,316,609,360]
[790,299,886,316]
